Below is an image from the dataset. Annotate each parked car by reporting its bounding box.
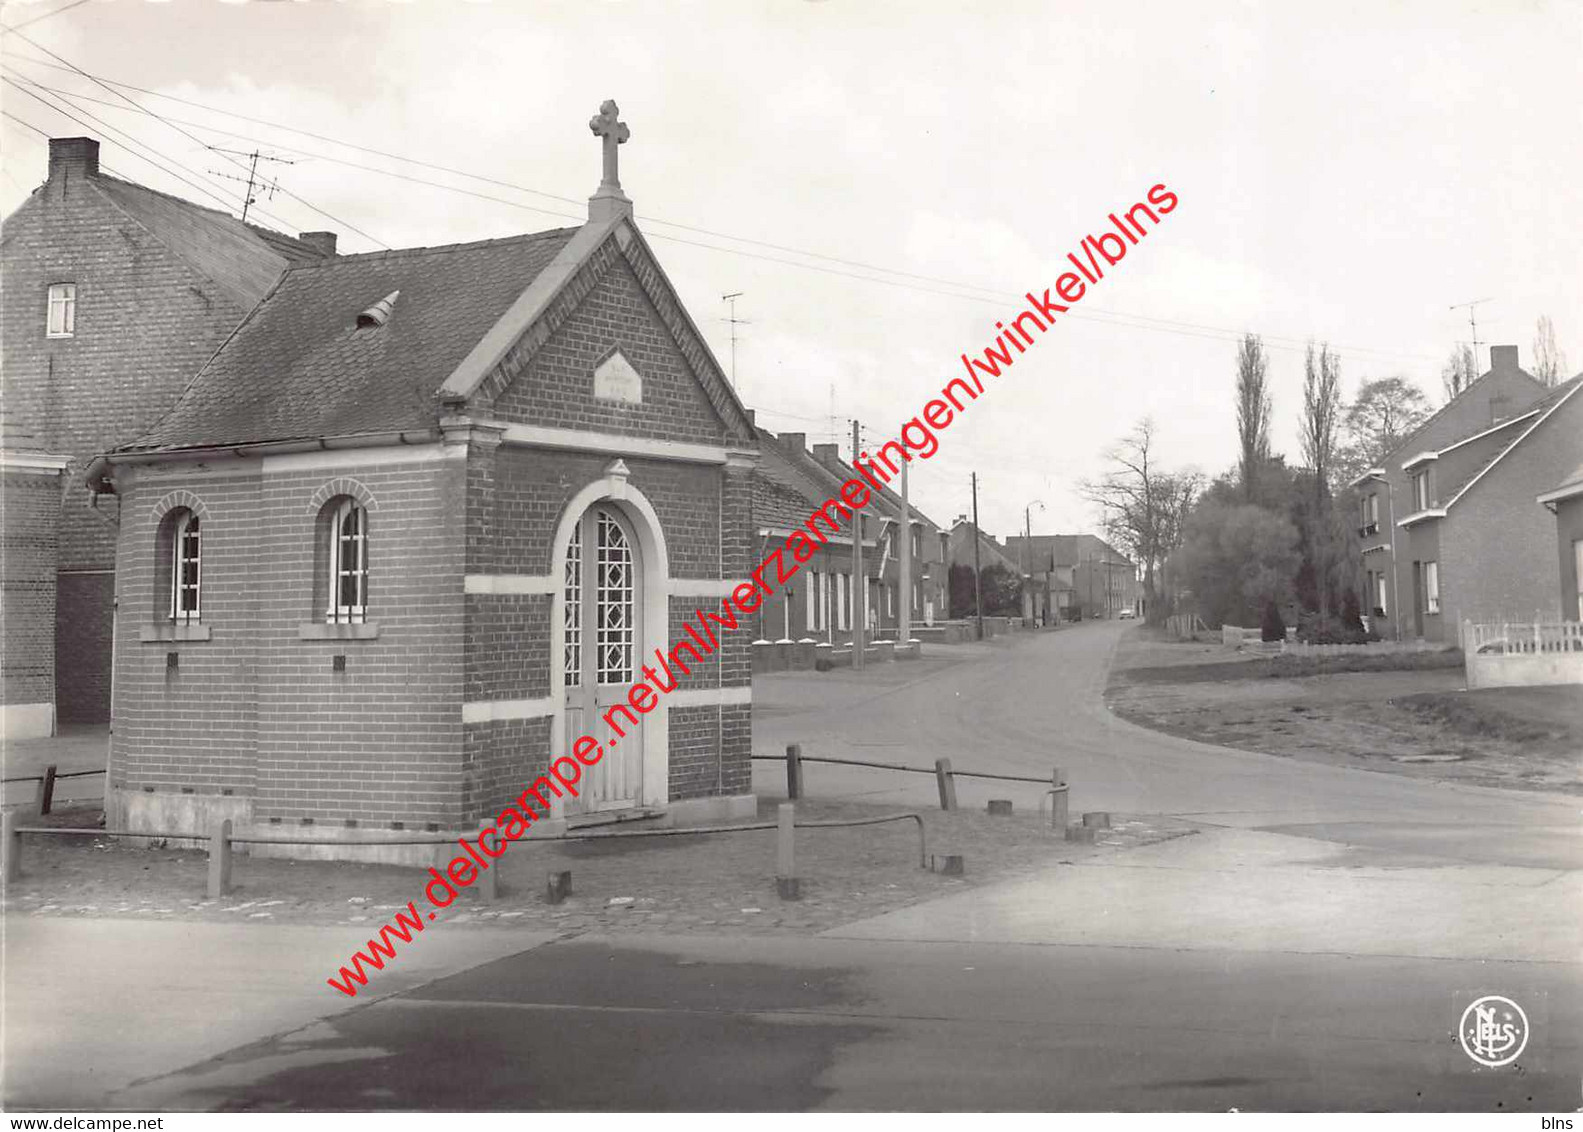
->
[1118,608,1136,620]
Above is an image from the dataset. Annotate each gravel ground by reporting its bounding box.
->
[1107,632,1582,794]
[3,797,1193,937]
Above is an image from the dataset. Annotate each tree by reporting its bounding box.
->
[1534,315,1568,387]
[1172,500,1300,629]
[1235,334,1272,501]
[1333,376,1432,486]
[1441,344,1477,401]
[1079,418,1202,625]
[1300,342,1343,619]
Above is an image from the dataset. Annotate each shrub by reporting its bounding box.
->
[1261,601,1286,642]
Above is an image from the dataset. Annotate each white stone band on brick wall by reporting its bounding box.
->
[465,575,747,597]
[461,685,749,723]
[666,686,752,707]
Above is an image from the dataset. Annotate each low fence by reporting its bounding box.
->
[1463,620,1583,689]
[0,806,928,904]
[754,744,1071,826]
[0,765,105,814]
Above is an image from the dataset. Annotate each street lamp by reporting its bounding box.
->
[1357,468,1401,642]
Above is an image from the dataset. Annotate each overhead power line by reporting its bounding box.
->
[0,48,1442,363]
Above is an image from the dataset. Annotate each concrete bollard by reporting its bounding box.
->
[1051,766,1069,830]
[935,758,958,812]
[35,765,57,816]
[775,803,800,899]
[478,821,498,901]
[785,743,804,801]
[207,818,233,899]
[2,810,19,883]
[987,799,1013,816]
[932,854,965,875]
[546,870,572,904]
[1064,824,1096,844]
[1082,812,1111,829]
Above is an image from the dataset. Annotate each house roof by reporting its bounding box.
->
[949,519,1021,574]
[91,174,329,309]
[1442,373,1583,510]
[1377,361,1548,474]
[1538,460,1583,508]
[122,229,579,453]
[753,435,830,530]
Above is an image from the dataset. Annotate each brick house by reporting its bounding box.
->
[1348,346,1570,642]
[0,137,332,727]
[1,413,71,737]
[750,428,864,645]
[88,108,760,856]
[1004,533,1136,620]
[1537,460,1583,621]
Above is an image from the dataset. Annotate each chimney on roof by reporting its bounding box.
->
[812,443,840,466]
[48,137,99,183]
[298,231,338,257]
[780,432,806,452]
[1489,344,1519,374]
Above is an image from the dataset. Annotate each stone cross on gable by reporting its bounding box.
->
[589,100,630,193]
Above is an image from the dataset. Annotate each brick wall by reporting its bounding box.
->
[111,448,468,826]
[2,469,61,708]
[55,571,112,721]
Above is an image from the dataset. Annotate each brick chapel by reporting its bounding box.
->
[81,104,760,854]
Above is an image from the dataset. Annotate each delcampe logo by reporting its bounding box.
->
[1459,994,1529,1068]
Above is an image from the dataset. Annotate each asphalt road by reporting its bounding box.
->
[13,622,1581,1111]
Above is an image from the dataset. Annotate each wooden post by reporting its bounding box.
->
[36,764,57,816]
[934,757,958,812]
[1051,766,1069,830]
[785,743,803,800]
[2,811,20,883]
[478,820,498,902]
[775,803,799,899]
[207,818,233,899]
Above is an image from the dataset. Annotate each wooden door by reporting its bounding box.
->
[562,506,644,813]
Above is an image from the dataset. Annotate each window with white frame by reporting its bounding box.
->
[806,571,818,633]
[1574,541,1582,621]
[47,283,76,338]
[168,509,201,623]
[325,497,368,623]
[1411,472,1429,511]
[1423,560,1440,614]
[836,573,849,631]
[1374,571,1388,616]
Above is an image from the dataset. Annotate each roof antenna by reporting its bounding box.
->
[1449,297,1492,370]
[720,292,748,390]
[207,148,296,224]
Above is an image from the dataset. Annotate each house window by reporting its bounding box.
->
[1411,472,1429,511]
[836,573,849,631]
[1374,571,1389,617]
[1423,560,1440,615]
[911,526,922,561]
[1359,493,1379,535]
[563,522,582,686]
[325,497,368,623]
[47,283,75,337]
[806,571,818,633]
[168,510,201,623]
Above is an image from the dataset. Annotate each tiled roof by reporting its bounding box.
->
[1444,373,1583,507]
[124,229,578,453]
[92,175,329,309]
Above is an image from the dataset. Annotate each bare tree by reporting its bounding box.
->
[1080,418,1203,623]
[1300,342,1343,619]
[1534,315,1567,387]
[1235,333,1271,501]
[1440,344,1477,401]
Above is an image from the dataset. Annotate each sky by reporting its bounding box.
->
[2,0,1579,541]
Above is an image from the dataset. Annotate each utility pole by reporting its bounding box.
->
[1449,297,1492,372]
[721,293,748,389]
[970,472,984,641]
[207,148,294,225]
[851,419,865,670]
[898,455,912,646]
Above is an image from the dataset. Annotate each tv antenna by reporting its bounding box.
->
[207,148,296,224]
[1449,297,1493,369]
[720,292,749,389]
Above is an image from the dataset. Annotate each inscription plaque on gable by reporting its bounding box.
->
[593,350,643,404]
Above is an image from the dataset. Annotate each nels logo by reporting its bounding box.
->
[1459,995,1529,1068]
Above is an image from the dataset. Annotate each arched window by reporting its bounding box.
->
[168,509,201,623]
[321,497,368,623]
